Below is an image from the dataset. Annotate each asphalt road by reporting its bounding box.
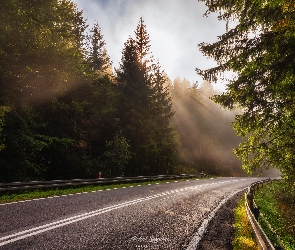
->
[0,177,264,249]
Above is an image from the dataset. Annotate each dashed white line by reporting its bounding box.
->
[0,178,253,207]
[1,181,230,247]
[0,199,150,246]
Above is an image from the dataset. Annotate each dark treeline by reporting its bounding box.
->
[0,0,242,182]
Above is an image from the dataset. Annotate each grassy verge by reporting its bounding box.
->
[232,195,259,250]
[255,181,295,250]
[0,177,202,204]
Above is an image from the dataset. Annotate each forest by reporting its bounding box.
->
[0,0,244,182]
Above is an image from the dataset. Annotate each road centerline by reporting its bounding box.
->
[0,180,222,247]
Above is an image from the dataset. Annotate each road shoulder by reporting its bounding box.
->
[197,191,243,250]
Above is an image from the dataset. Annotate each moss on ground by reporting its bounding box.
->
[233,195,259,250]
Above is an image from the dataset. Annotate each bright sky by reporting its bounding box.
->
[73,0,227,91]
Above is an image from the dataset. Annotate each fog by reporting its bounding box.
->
[73,0,275,177]
[169,79,246,176]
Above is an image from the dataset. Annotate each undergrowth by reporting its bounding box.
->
[255,180,295,250]
[233,195,259,250]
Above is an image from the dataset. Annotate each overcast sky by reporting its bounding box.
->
[73,0,227,91]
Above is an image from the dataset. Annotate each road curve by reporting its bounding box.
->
[0,177,263,249]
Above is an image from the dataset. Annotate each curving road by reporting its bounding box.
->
[0,177,264,249]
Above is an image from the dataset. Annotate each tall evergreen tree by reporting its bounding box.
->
[135,17,152,73]
[88,21,112,73]
[116,18,179,176]
[0,0,93,181]
[117,36,150,175]
[149,62,178,174]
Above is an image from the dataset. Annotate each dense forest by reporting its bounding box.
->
[0,0,243,182]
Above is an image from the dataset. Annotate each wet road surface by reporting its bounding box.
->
[0,177,264,249]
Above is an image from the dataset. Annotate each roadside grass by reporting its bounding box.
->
[232,195,259,250]
[255,181,295,250]
[0,177,203,204]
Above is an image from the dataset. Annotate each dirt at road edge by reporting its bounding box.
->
[197,192,243,250]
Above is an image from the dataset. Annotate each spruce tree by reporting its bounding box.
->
[88,21,112,72]
[116,18,179,175]
[135,17,152,73]
[117,36,151,175]
[149,62,178,174]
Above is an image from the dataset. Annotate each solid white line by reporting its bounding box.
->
[0,183,206,246]
[0,199,147,246]
[186,188,245,250]
[0,179,244,247]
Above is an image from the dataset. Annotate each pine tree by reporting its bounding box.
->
[88,21,112,73]
[134,17,152,73]
[116,36,151,175]
[149,62,178,174]
[151,61,174,128]
[116,18,179,175]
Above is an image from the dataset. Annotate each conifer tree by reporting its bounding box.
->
[149,62,178,174]
[117,36,151,175]
[116,18,179,175]
[151,61,174,127]
[88,21,112,72]
[134,17,152,73]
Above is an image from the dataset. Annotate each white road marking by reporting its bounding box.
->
[0,178,257,247]
[2,181,223,246]
[186,188,246,250]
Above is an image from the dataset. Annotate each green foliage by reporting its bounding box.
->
[102,133,131,177]
[87,21,112,73]
[0,106,10,151]
[198,0,295,181]
[255,181,295,250]
[1,0,246,182]
[0,0,88,105]
[0,107,75,181]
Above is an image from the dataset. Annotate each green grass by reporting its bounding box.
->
[255,181,295,250]
[0,177,203,204]
[232,195,259,250]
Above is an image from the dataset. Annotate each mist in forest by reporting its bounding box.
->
[169,78,246,176]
